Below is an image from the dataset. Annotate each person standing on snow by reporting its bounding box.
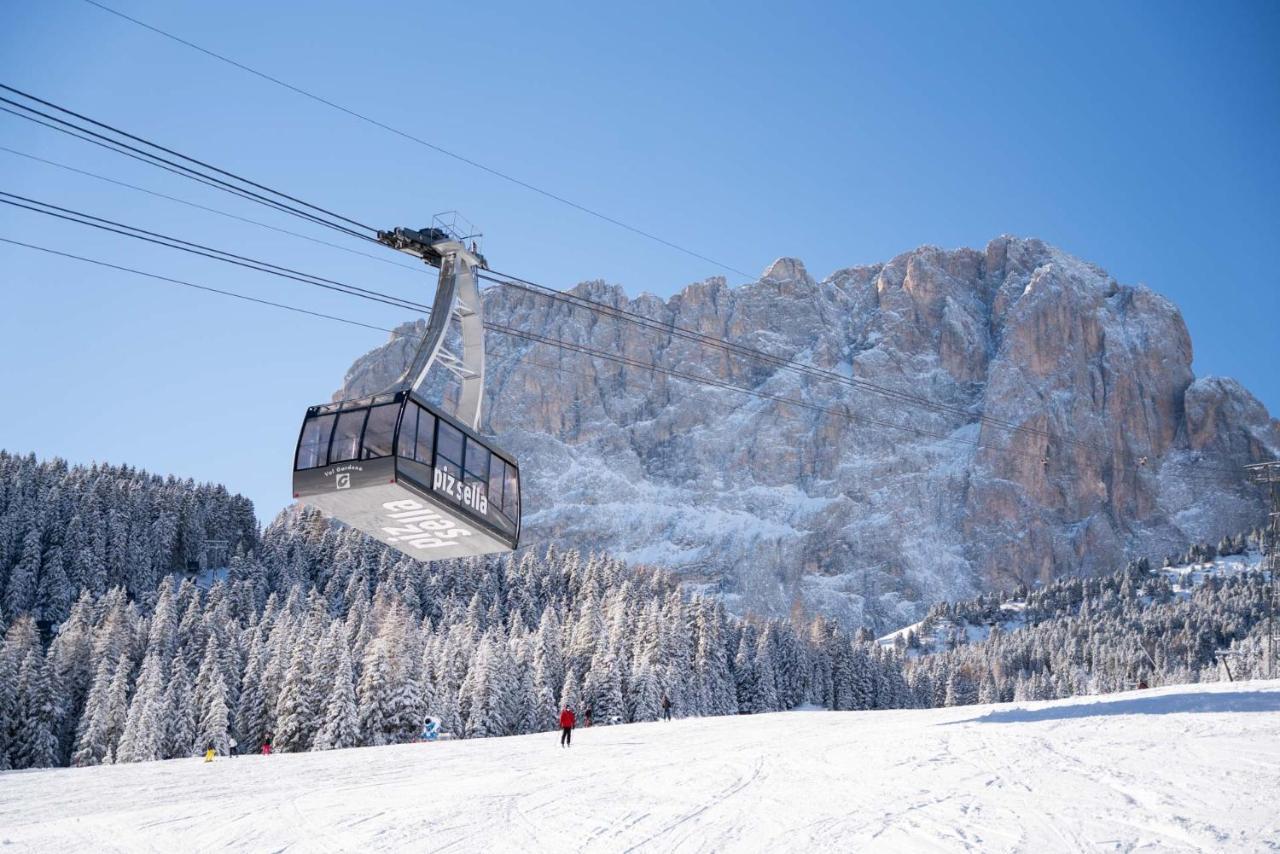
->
[204,741,216,763]
[661,694,673,721]
[559,705,576,748]
[228,737,238,757]
[261,733,273,755]
[583,707,593,728]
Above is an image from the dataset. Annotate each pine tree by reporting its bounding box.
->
[587,649,626,725]
[193,638,230,755]
[529,652,558,731]
[515,653,540,734]
[162,658,196,759]
[944,668,979,707]
[35,547,71,625]
[694,600,737,716]
[72,655,130,765]
[314,642,360,750]
[978,673,999,704]
[11,648,58,769]
[5,527,41,616]
[0,648,17,771]
[357,640,394,746]
[849,644,873,711]
[234,636,269,750]
[559,667,581,712]
[274,638,318,753]
[753,635,780,713]
[457,630,515,739]
[462,636,498,739]
[628,662,662,722]
[71,656,113,766]
[147,577,180,661]
[116,651,166,763]
[194,667,230,756]
[382,621,425,744]
[733,633,759,713]
[532,608,566,705]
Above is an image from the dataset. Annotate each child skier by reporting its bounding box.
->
[261,733,273,755]
[661,694,673,721]
[203,741,216,763]
[559,705,576,747]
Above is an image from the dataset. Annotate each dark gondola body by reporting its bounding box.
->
[292,390,519,561]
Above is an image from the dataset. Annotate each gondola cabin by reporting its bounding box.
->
[292,391,520,561]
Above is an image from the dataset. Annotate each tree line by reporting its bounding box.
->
[0,451,1271,771]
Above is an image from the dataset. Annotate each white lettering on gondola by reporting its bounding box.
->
[432,469,489,516]
[380,499,472,550]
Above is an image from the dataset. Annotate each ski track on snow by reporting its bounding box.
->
[2,681,1279,853]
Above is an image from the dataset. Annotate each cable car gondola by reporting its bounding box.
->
[291,217,520,561]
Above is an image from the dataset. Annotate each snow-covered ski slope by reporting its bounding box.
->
[3,681,1278,853]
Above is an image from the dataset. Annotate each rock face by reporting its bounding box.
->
[340,236,1279,630]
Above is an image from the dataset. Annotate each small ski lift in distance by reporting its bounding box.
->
[291,213,520,561]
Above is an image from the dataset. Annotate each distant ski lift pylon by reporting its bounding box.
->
[291,212,520,562]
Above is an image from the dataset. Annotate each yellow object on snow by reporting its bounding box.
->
[204,749,215,762]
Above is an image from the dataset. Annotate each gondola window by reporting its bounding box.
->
[331,410,366,463]
[437,420,464,478]
[362,404,399,459]
[297,413,336,470]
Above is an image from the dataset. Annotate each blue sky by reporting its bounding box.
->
[1,0,1277,519]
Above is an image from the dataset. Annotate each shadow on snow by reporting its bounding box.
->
[950,689,1280,725]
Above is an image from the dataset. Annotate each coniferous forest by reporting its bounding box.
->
[0,450,1274,770]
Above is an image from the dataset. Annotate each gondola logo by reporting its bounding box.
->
[432,469,489,515]
[325,463,363,490]
[380,499,473,550]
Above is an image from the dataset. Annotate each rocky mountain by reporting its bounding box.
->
[340,236,1279,630]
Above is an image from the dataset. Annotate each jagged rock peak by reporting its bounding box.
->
[761,257,812,284]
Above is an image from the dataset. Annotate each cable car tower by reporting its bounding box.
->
[291,213,520,562]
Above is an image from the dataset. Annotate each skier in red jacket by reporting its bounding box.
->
[559,706,576,748]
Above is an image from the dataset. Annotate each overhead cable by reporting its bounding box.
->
[0,144,421,271]
[0,89,374,243]
[75,0,756,280]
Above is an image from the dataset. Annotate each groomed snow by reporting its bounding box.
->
[3,681,1278,852]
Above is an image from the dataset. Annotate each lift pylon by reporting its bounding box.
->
[376,218,488,430]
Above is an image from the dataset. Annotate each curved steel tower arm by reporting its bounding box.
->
[392,239,487,431]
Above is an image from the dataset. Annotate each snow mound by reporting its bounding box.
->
[2,680,1278,852]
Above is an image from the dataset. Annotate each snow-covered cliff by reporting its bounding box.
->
[340,236,1279,629]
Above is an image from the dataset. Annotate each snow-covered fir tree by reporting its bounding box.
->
[314,641,360,750]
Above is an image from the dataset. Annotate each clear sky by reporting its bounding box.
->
[1,0,1277,520]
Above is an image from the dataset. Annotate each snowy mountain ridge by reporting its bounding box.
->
[340,236,1280,630]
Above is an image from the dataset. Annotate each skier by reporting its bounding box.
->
[261,733,273,755]
[583,706,593,728]
[228,737,238,758]
[203,740,216,763]
[661,693,673,721]
[559,705,576,748]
